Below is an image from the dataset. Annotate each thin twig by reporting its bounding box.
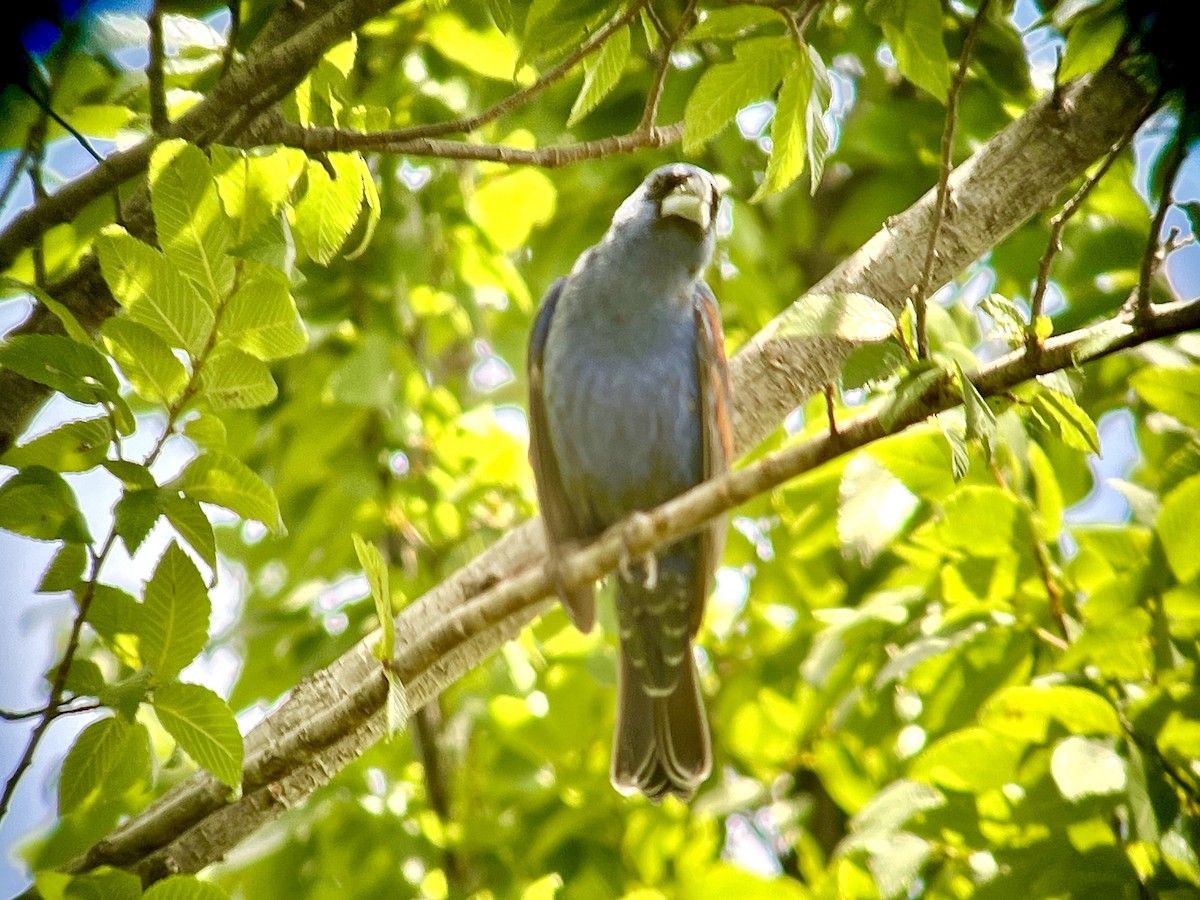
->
[1027,113,1145,351]
[389,0,650,143]
[914,0,991,359]
[148,2,169,133]
[1136,120,1187,324]
[638,0,696,133]
[244,117,686,169]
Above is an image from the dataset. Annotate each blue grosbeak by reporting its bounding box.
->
[527,164,734,801]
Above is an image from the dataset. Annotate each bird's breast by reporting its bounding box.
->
[542,306,702,533]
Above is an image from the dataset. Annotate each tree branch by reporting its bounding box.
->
[29,58,1163,891]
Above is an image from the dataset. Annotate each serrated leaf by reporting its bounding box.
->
[955,362,996,459]
[140,542,210,681]
[939,417,970,481]
[1158,473,1200,583]
[979,292,1027,339]
[153,681,243,789]
[58,717,150,814]
[99,670,152,720]
[1131,366,1200,430]
[568,24,629,125]
[211,145,306,244]
[385,668,409,739]
[1051,736,1126,801]
[114,488,162,554]
[777,293,897,343]
[218,263,307,360]
[683,36,794,152]
[752,52,812,201]
[867,0,950,99]
[178,450,283,532]
[103,459,158,490]
[0,467,92,542]
[0,334,120,406]
[143,875,230,900]
[199,346,278,409]
[95,226,214,356]
[690,6,782,40]
[344,155,380,260]
[1059,8,1125,81]
[162,494,218,573]
[2,417,112,472]
[294,153,367,265]
[1030,389,1100,453]
[878,365,944,432]
[353,533,393,661]
[804,45,832,193]
[149,140,236,307]
[102,317,189,405]
[86,584,142,646]
[39,542,88,592]
[183,415,227,450]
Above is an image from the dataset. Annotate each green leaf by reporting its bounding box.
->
[152,681,243,789]
[955,363,996,459]
[102,317,189,405]
[0,276,91,343]
[979,292,1028,340]
[1059,8,1125,81]
[804,45,832,193]
[39,542,88,592]
[178,450,283,532]
[219,263,308,360]
[162,494,218,573]
[939,418,970,481]
[842,340,906,390]
[95,226,215,356]
[1157,473,1200,583]
[0,334,120,406]
[59,657,105,697]
[1051,736,1126,801]
[344,155,380,260]
[211,145,306,245]
[99,670,152,720]
[909,727,1024,791]
[353,533,393,661]
[837,455,918,565]
[981,684,1122,741]
[1131,366,1200,430]
[199,346,278,409]
[58,717,150,814]
[752,50,813,201]
[690,6,782,40]
[103,459,158,490]
[114,488,162,554]
[776,293,896,343]
[65,868,143,900]
[878,365,944,432]
[86,584,142,656]
[140,542,211,680]
[871,427,958,500]
[867,0,950,100]
[683,36,795,152]
[149,140,236,306]
[294,153,367,265]
[2,417,112,472]
[1029,389,1100,453]
[143,875,230,900]
[567,24,629,126]
[936,485,1027,557]
[0,467,92,542]
[468,169,557,254]
[426,12,520,81]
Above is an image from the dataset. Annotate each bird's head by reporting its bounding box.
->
[605,163,721,278]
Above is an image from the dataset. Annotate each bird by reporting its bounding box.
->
[526,163,734,801]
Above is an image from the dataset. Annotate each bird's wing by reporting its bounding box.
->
[528,277,596,631]
[690,280,735,637]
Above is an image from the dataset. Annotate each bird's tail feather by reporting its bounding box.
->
[611,645,711,801]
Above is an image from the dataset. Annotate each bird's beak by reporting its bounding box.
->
[660,175,715,232]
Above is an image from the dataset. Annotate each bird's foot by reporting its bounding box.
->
[618,513,658,589]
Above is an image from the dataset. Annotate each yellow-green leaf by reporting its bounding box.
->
[152,681,243,789]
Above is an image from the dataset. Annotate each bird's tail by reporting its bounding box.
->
[611,642,711,801]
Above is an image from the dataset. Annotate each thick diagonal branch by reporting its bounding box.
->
[32,59,1160,892]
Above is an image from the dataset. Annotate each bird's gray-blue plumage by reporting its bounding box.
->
[527,163,733,801]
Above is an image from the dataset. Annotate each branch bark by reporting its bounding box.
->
[20,58,1161,891]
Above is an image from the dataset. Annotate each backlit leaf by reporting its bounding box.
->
[152,681,243,789]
